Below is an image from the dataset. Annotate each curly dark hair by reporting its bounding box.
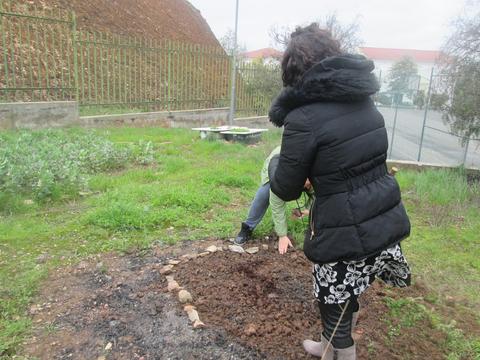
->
[281,23,343,87]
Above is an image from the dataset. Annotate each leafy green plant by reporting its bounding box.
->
[0,129,156,213]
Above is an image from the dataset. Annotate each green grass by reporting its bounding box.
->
[0,128,479,358]
[385,297,480,359]
[396,169,480,306]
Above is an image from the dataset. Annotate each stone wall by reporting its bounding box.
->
[0,102,231,130]
[0,101,79,130]
[79,108,230,128]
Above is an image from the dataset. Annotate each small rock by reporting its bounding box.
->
[109,320,120,327]
[168,259,181,265]
[184,305,196,312]
[245,247,259,254]
[77,261,88,270]
[198,252,210,257]
[267,293,278,299]
[187,309,200,323]
[264,236,270,241]
[180,253,198,261]
[262,244,269,250]
[167,280,180,292]
[445,295,456,307]
[160,265,174,275]
[193,320,206,329]
[165,275,175,282]
[95,262,104,270]
[228,245,245,254]
[205,245,218,253]
[244,323,257,336]
[36,253,50,264]
[105,342,112,351]
[178,290,193,303]
[29,305,39,314]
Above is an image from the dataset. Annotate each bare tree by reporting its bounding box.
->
[219,29,247,57]
[269,13,363,53]
[441,4,480,141]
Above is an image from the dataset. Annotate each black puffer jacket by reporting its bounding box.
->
[269,54,410,264]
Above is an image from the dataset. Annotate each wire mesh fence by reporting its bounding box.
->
[376,69,480,168]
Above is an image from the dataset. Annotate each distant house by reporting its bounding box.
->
[242,48,283,64]
[243,46,442,93]
[359,47,442,92]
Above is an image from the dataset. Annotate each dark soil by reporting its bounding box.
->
[23,240,261,360]
[174,245,449,360]
[23,239,479,359]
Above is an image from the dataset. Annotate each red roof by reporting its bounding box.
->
[243,48,283,60]
[359,47,441,63]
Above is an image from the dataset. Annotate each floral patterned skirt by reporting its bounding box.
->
[313,244,411,305]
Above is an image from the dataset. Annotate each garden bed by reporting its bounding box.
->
[21,239,479,360]
[2,128,479,359]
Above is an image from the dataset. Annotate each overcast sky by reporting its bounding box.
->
[189,0,467,51]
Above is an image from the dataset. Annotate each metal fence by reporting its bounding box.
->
[1,2,478,168]
[0,1,76,103]
[375,69,480,168]
[0,1,270,115]
[235,61,282,117]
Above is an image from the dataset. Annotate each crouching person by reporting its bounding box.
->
[234,145,313,254]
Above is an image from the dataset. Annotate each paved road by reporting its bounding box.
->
[378,107,480,168]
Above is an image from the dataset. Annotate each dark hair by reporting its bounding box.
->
[281,23,342,87]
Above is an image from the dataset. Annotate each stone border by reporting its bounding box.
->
[158,243,269,329]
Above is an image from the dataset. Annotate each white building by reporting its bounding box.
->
[359,47,442,92]
[243,46,442,95]
[242,48,282,65]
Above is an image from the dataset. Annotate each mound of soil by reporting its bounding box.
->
[174,245,448,360]
[23,239,477,359]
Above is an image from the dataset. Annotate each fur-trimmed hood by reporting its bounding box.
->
[269,54,379,127]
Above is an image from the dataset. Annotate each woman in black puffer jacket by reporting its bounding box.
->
[269,24,411,360]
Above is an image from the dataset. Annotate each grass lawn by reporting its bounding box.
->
[0,127,479,358]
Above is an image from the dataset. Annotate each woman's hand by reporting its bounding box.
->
[278,235,293,254]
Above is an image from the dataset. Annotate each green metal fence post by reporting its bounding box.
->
[71,11,79,103]
[0,0,8,101]
[167,39,171,111]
